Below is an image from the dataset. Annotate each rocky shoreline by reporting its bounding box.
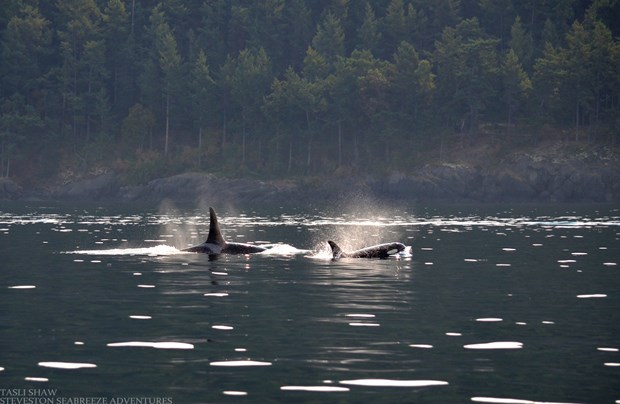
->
[1,144,618,204]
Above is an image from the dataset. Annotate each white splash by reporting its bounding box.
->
[259,243,310,256]
[65,245,184,256]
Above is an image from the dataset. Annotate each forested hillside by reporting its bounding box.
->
[1,0,619,186]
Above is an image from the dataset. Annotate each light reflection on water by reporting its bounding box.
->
[0,203,618,402]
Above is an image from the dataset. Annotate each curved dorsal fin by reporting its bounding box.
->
[206,207,227,247]
[327,240,345,259]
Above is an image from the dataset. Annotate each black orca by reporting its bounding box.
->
[328,240,406,259]
[183,207,267,255]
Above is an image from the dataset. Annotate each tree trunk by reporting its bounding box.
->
[305,110,312,168]
[337,120,342,167]
[288,140,293,172]
[198,126,202,168]
[575,101,579,142]
[165,93,170,156]
[242,124,246,164]
[222,115,227,155]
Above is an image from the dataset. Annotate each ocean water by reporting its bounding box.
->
[0,201,618,403]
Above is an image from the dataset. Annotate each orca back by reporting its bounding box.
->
[328,241,405,259]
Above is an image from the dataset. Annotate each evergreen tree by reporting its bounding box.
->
[150,4,182,157]
[357,2,382,56]
[434,18,500,134]
[102,0,132,114]
[121,102,155,152]
[393,41,435,129]
[509,16,534,69]
[501,49,532,129]
[222,47,272,165]
[0,5,52,102]
[381,0,406,58]
[311,11,345,66]
[56,0,107,152]
[189,50,215,167]
[282,0,314,70]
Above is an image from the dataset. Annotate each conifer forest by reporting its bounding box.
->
[1,0,619,185]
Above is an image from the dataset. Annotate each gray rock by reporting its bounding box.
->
[54,172,118,201]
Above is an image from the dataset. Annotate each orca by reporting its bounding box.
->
[183,207,267,255]
[328,240,406,259]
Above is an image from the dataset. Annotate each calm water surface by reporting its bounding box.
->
[0,201,619,403]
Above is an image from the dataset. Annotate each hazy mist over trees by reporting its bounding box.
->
[1,0,619,184]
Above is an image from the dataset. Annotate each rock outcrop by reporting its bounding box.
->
[380,148,619,202]
[7,143,620,204]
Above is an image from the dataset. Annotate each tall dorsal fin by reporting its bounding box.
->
[206,207,227,247]
[327,240,345,259]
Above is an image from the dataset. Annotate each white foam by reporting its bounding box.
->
[65,245,184,256]
[259,243,310,256]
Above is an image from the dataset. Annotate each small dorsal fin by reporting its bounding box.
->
[206,207,227,247]
[328,240,344,259]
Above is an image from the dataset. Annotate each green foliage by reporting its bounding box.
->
[121,103,155,152]
[0,0,618,183]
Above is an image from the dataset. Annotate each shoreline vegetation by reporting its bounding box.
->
[1,1,619,203]
[1,139,618,204]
